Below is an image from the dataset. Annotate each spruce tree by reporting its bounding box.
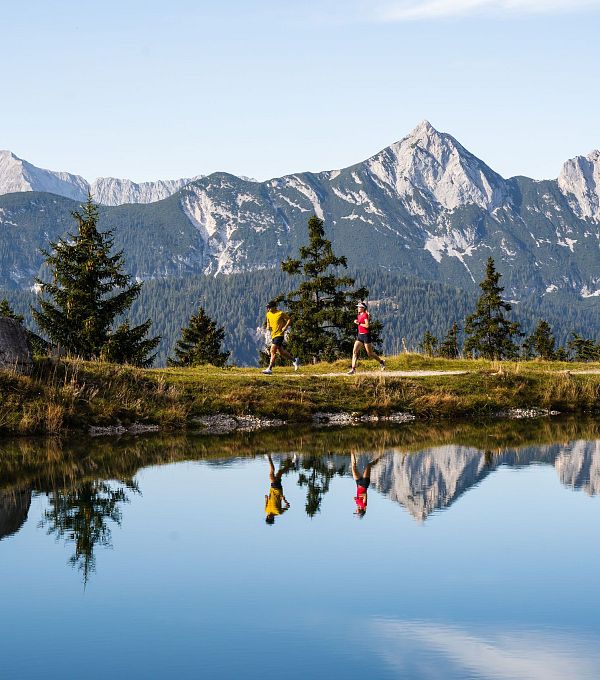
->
[524,320,556,360]
[281,215,380,362]
[0,298,24,323]
[439,322,460,359]
[419,331,438,357]
[168,306,230,367]
[32,195,159,365]
[464,258,522,360]
[567,333,599,362]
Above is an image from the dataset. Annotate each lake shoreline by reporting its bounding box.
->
[1,355,599,437]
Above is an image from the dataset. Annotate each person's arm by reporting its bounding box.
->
[362,313,370,329]
[282,495,290,507]
[282,314,292,333]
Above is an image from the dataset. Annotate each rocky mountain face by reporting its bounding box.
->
[555,439,600,495]
[1,122,600,300]
[0,150,201,206]
[365,440,600,521]
[0,150,88,200]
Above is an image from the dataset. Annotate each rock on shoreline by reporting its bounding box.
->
[312,411,416,426]
[89,422,161,437]
[494,407,561,419]
[191,414,286,435]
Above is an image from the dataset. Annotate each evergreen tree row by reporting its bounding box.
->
[2,204,600,367]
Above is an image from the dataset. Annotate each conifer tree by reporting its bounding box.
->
[281,215,381,362]
[0,298,24,323]
[168,306,230,367]
[524,320,556,360]
[567,333,599,362]
[439,322,460,359]
[464,258,522,360]
[41,480,137,585]
[419,331,438,357]
[32,195,159,365]
[297,456,345,517]
[554,346,569,362]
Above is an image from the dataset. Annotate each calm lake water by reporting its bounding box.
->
[1,418,600,679]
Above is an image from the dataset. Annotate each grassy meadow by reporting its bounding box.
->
[2,353,600,435]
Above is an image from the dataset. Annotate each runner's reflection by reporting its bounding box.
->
[265,454,293,524]
[351,452,382,517]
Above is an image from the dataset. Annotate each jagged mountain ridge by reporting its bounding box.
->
[1,122,600,300]
[358,439,600,521]
[0,150,202,206]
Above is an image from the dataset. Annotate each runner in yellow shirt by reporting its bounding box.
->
[262,300,300,375]
[265,454,293,524]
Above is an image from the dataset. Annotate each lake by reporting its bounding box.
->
[1,418,600,679]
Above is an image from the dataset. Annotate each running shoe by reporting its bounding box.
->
[262,368,272,375]
[293,357,300,372]
[380,359,386,371]
[347,368,356,375]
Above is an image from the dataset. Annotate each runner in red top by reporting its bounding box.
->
[348,302,385,375]
[351,452,382,517]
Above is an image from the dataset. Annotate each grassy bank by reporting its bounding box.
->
[2,354,600,435]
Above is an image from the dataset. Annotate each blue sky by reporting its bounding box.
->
[1,0,599,182]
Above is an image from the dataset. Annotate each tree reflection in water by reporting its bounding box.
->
[297,455,345,517]
[40,479,139,584]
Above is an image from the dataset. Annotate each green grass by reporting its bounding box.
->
[1,353,600,435]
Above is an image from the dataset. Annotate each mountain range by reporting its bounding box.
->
[0,149,202,205]
[1,121,599,302]
[358,439,600,521]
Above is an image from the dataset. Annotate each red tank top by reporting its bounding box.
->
[357,311,369,334]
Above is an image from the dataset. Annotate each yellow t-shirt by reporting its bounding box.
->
[266,310,290,339]
[265,487,284,515]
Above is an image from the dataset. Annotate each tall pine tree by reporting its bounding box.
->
[168,306,230,367]
[464,258,522,360]
[32,196,159,365]
[281,215,380,362]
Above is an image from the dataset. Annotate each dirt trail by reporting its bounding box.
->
[316,370,469,378]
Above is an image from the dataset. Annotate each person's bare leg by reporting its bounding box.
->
[277,346,293,362]
[268,454,276,483]
[363,456,382,479]
[364,343,382,363]
[351,341,362,369]
[351,452,360,481]
[268,344,278,369]
[279,456,294,477]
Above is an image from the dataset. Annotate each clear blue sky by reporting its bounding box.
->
[1,0,599,182]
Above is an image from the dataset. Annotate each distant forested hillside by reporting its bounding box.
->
[4,270,600,366]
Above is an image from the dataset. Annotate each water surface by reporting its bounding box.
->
[1,419,600,679]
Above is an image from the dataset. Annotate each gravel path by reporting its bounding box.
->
[317,370,469,377]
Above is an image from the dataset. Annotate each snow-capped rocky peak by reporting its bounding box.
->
[558,150,600,222]
[0,150,88,200]
[366,120,508,211]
